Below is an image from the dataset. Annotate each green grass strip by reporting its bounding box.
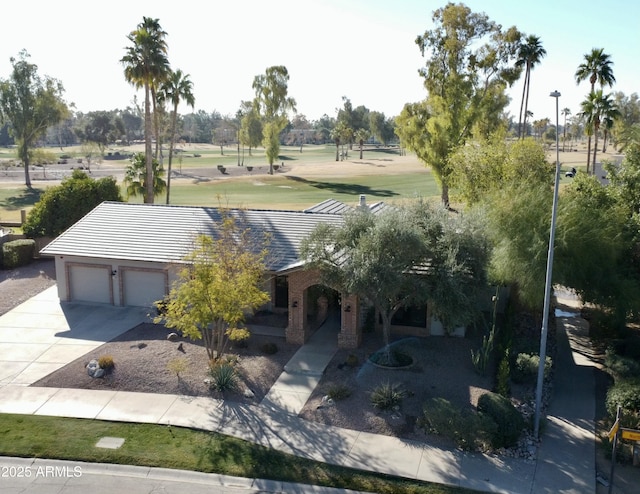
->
[0,413,475,493]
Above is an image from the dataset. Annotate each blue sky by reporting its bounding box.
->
[1,0,638,124]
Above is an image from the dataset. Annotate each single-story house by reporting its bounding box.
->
[40,197,461,348]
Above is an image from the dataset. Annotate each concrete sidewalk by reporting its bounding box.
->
[0,286,600,493]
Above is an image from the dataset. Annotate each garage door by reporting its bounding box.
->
[122,268,167,307]
[69,264,112,304]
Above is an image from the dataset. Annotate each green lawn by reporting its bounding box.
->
[165,172,438,210]
[0,413,475,494]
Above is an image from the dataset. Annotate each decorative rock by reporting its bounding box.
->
[167,332,179,342]
[86,359,105,378]
[243,388,255,399]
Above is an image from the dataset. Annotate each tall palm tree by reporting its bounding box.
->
[121,17,170,204]
[516,35,546,139]
[601,99,620,153]
[561,108,571,152]
[159,69,195,205]
[575,48,616,173]
[581,90,618,170]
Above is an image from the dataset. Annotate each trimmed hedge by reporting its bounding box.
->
[477,391,525,448]
[2,239,35,269]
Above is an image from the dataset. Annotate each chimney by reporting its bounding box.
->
[359,194,367,209]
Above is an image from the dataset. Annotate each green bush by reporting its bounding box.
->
[512,353,553,384]
[370,382,406,410]
[477,392,525,448]
[22,170,122,237]
[2,239,35,268]
[605,379,640,428]
[208,362,239,392]
[605,349,640,380]
[327,384,351,401]
[419,398,495,451]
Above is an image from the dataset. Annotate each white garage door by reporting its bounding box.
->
[69,264,112,304]
[122,269,167,307]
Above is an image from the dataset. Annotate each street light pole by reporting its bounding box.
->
[534,90,561,440]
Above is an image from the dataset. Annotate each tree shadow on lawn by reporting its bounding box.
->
[0,187,43,210]
[284,176,399,198]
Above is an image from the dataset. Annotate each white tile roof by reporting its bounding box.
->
[41,202,345,272]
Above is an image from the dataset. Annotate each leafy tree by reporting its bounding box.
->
[0,50,69,188]
[252,65,296,174]
[301,202,488,360]
[555,172,637,319]
[397,3,521,207]
[516,35,546,139]
[159,69,195,204]
[369,111,395,145]
[155,212,269,361]
[76,111,118,158]
[575,48,616,173]
[484,182,552,312]
[240,103,263,156]
[121,17,170,203]
[123,152,166,200]
[611,92,640,150]
[450,136,552,205]
[22,170,122,237]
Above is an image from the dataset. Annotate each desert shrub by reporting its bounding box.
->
[471,328,494,376]
[208,362,239,392]
[419,398,496,451]
[605,348,640,380]
[477,392,525,448]
[2,239,35,269]
[167,357,188,379]
[370,382,406,410]
[98,355,115,371]
[227,327,250,348]
[606,379,640,428]
[345,354,359,368]
[260,342,278,354]
[327,384,351,401]
[512,353,553,384]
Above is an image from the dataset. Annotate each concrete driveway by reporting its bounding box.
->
[0,286,150,387]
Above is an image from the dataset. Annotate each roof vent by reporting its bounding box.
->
[359,194,366,208]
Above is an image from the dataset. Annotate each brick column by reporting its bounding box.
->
[338,293,361,348]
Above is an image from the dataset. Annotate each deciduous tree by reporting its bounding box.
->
[252,66,296,174]
[0,50,69,188]
[396,3,521,207]
[156,212,269,361]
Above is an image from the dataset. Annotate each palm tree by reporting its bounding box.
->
[123,152,166,201]
[159,69,195,205]
[601,99,620,153]
[121,17,170,204]
[561,108,571,152]
[516,35,546,139]
[354,128,370,160]
[575,48,616,173]
[581,90,618,170]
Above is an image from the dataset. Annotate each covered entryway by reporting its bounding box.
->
[67,263,113,304]
[121,267,168,307]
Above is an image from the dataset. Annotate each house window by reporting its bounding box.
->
[274,276,289,308]
[391,304,427,328]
